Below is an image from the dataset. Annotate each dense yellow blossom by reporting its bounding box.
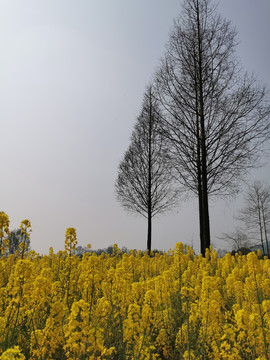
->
[65,227,77,254]
[0,212,10,256]
[18,220,31,259]
[0,346,25,360]
[0,230,269,359]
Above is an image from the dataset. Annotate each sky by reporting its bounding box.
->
[0,0,269,255]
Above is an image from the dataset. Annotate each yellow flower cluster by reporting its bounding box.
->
[0,240,269,359]
[19,220,32,260]
[0,346,25,360]
[65,227,77,255]
[0,212,10,256]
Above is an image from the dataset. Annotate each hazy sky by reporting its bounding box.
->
[0,0,269,254]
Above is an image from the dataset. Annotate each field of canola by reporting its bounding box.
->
[0,240,270,360]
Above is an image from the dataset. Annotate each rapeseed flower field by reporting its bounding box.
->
[0,215,269,359]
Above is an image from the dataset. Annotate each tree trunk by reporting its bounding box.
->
[198,188,205,255]
[258,204,265,256]
[262,206,270,257]
[147,214,152,254]
[201,152,211,252]
[196,0,211,255]
[147,89,153,255]
[196,98,205,255]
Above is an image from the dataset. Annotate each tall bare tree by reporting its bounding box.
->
[237,181,270,257]
[155,0,270,255]
[115,86,179,253]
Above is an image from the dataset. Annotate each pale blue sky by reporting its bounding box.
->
[0,0,269,254]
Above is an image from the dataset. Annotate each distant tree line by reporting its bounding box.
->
[7,229,31,256]
[75,245,163,258]
[115,0,270,255]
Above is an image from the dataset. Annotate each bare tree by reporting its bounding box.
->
[220,227,252,252]
[115,86,180,253]
[237,181,270,257]
[155,0,270,255]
